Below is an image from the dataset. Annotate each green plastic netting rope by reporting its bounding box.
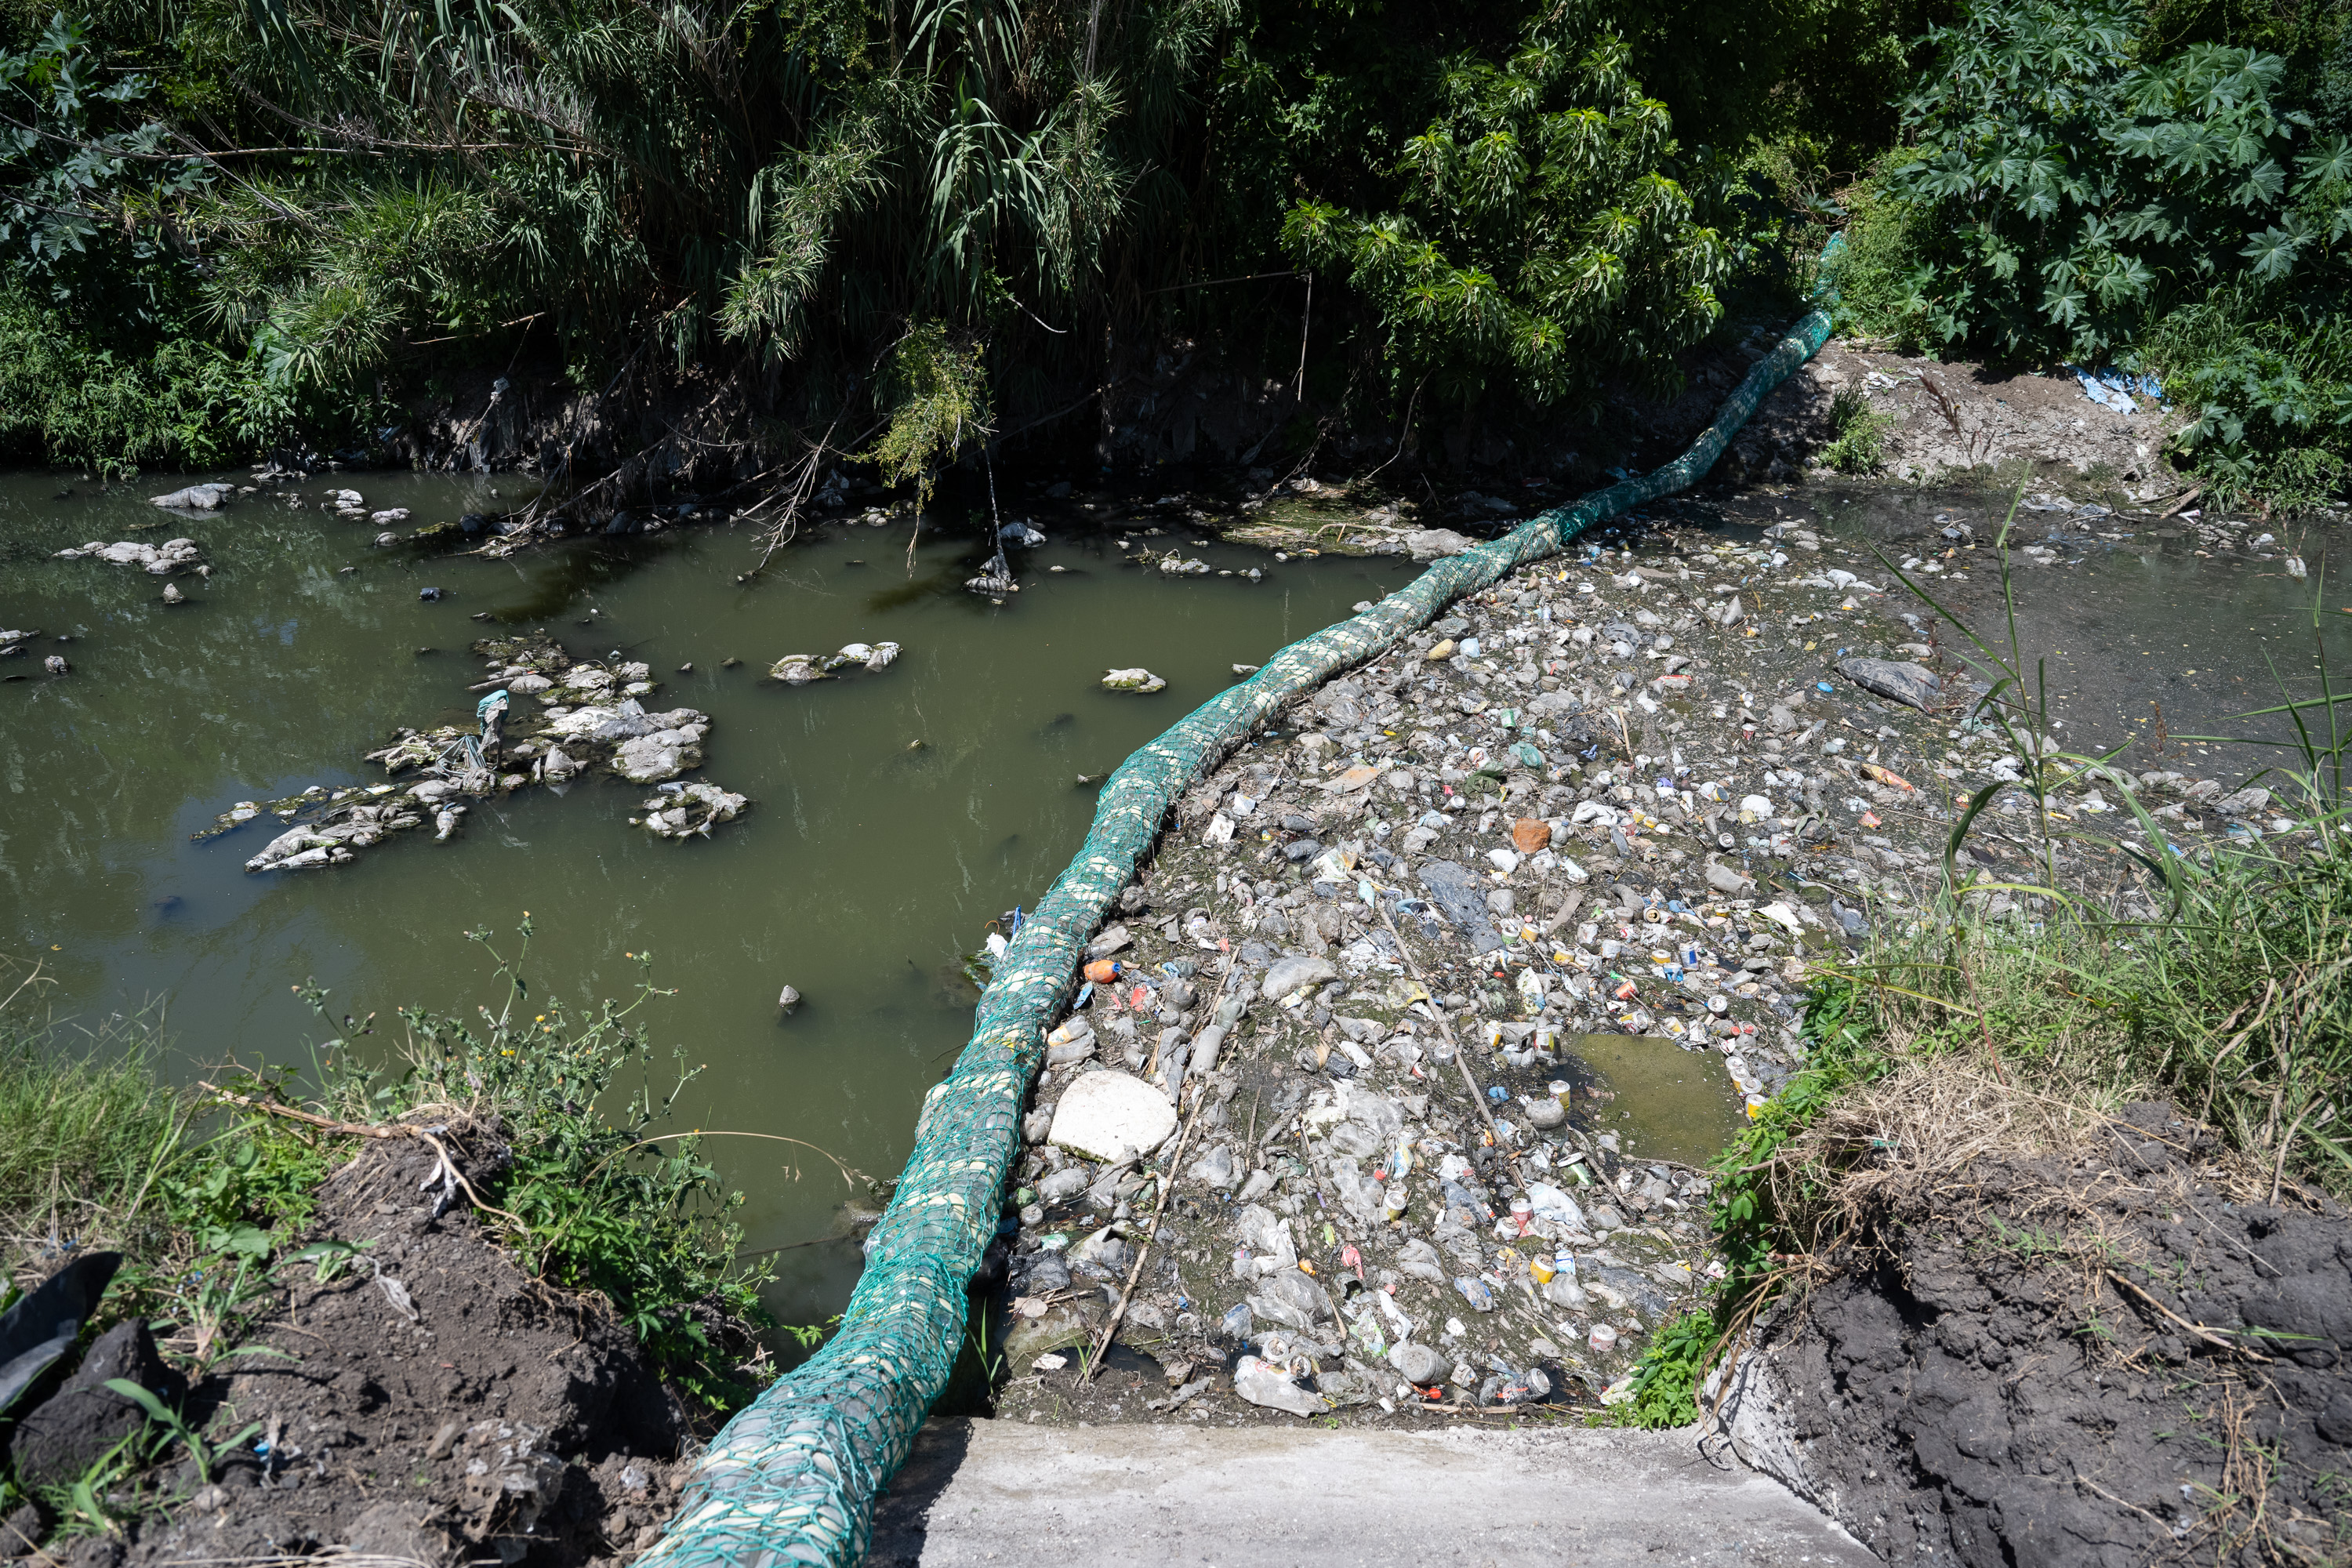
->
[641,235,1845,1568]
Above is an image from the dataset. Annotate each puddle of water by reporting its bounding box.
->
[0,467,1406,1323]
[1559,1033,1748,1167]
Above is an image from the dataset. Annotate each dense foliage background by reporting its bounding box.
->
[1,0,2346,505]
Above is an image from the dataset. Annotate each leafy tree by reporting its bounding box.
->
[1282,3,1730,430]
[1882,0,2350,361]
[0,11,207,315]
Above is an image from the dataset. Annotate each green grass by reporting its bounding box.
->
[0,283,289,477]
[0,973,196,1260]
[1817,386,1899,474]
[0,921,783,1430]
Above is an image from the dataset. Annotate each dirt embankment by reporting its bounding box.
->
[2,1134,696,1568]
[1715,1104,2352,1567]
[352,290,2191,542]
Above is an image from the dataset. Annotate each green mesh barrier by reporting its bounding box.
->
[641,236,1845,1568]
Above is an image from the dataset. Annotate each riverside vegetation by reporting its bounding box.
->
[2,0,2348,510]
[0,925,802,1566]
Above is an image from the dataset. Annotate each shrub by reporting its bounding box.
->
[1282,6,1730,423]
[1818,386,1900,472]
[1882,0,2350,365]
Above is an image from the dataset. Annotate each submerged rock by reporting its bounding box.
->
[149,483,233,510]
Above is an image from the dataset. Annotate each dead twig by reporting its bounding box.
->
[1377,905,1505,1147]
[2105,1269,2272,1363]
[198,1083,529,1232]
[1083,1095,1207,1381]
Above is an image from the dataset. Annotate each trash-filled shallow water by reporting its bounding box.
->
[0,468,1413,1319]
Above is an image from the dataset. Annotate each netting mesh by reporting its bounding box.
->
[641,238,1845,1568]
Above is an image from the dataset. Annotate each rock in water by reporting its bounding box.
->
[768,654,826,684]
[1101,667,1167,693]
[1835,656,1941,711]
[777,985,802,1013]
[149,482,232,510]
[161,582,184,605]
[52,538,202,574]
[1046,1070,1179,1163]
[42,655,67,676]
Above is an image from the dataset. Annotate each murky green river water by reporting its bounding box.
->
[0,469,1412,1320]
[5,463,2342,1325]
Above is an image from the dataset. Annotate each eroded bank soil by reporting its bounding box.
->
[1732,1109,2351,1566]
[2,1135,700,1568]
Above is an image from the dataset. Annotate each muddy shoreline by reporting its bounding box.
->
[1,1132,709,1568]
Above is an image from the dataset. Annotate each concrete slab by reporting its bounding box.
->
[862,1418,1875,1566]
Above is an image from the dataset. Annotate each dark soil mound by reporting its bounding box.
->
[4,1133,695,1568]
[1740,1105,2351,1566]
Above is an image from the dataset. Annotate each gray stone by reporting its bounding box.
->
[1388,1341,1449,1385]
[1232,1356,1325,1417]
[1048,1072,1179,1163]
[1835,657,1940,711]
[1260,955,1338,1001]
[1102,668,1167,693]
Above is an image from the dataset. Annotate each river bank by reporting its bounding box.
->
[0,956,771,1568]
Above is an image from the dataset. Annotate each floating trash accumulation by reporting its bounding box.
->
[203,633,760,870]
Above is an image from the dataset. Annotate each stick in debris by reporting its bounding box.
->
[1083,1095,1208,1381]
